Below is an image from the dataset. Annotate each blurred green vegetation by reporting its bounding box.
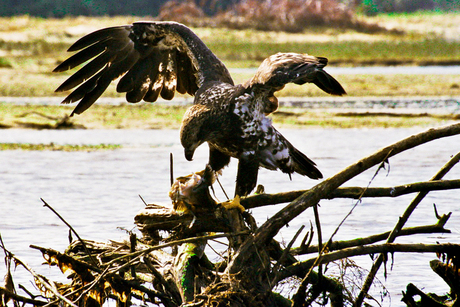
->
[0,0,456,18]
[0,142,121,151]
[0,13,459,98]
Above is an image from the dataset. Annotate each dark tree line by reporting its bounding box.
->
[0,0,457,18]
[0,0,237,17]
[360,0,459,15]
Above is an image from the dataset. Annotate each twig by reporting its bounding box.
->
[0,234,18,307]
[354,151,460,307]
[129,232,136,278]
[143,257,181,306]
[291,216,451,256]
[277,243,460,283]
[216,176,230,200]
[138,194,148,206]
[0,287,48,306]
[102,231,249,269]
[170,152,174,186]
[313,204,323,272]
[7,253,78,307]
[40,198,98,267]
[300,222,314,250]
[71,266,110,304]
[270,225,304,287]
[30,244,101,274]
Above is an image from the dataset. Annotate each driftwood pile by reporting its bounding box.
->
[2,122,460,307]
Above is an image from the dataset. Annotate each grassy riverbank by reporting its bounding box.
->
[1,102,457,130]
[0,12,459,98]
[0,142,120,151]
[0,13,459,133]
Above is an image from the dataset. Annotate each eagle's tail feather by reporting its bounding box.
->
[290,145,323,180]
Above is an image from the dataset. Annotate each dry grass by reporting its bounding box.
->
[362,11,460,41]
[0,103,187,129]
[158,0,386,33]
[0,102,456,130]
[0,14,459,98]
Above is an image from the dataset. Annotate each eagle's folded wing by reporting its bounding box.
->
[246,52,346,95]
[243,52,346,114]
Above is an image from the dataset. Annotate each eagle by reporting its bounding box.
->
[54,21,346,197]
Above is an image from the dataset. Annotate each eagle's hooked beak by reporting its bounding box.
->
[184,148,195,161]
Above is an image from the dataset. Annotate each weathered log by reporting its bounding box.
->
[135,203,249,241]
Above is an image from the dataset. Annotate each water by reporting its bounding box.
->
[231,65,460,75]
[1,127,459,305]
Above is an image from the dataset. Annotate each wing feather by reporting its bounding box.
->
[246,52,346,96]
[67,26,131,52]
[55,50,116,92]
[61,71,104,104]
[176,50,198,95]
[68,51,140,114]
[117,54,158,94]
[54,21,232,115]
[53,41,107,73]
[122,56,160,102]
[159,53,177,100]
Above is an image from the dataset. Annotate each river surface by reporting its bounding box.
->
[1,126,459,306]
[231,65,460,75]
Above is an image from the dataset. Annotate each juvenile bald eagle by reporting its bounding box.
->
[54,21,346,196]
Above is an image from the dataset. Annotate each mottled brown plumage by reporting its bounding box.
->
[54,21,346,196]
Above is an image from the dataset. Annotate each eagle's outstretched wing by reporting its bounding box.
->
[54,21,233,115]
[244,52,346,114]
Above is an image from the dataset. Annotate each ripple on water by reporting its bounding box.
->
[1,127,459,303]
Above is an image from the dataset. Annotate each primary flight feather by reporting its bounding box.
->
[54,21,346,196]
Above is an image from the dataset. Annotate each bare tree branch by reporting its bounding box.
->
[0,287,48,306]
[291,212,452,256]
[41,198,98,267]
[355,150,460,306]
[277,243,460,283]
[240,179,460,209]
[230,123,460,274]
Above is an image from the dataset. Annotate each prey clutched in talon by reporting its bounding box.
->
[169,165,218,214]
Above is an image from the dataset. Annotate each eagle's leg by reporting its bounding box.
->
[208,146,231,172]
[235,156,259,197]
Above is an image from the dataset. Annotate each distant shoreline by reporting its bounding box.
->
[1,96,458,130]
[1,96,459,111]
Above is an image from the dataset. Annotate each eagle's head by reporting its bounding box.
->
[180,104,210,161]
[181,125,202,161]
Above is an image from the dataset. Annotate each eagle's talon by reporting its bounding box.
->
[221,195,245,213]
